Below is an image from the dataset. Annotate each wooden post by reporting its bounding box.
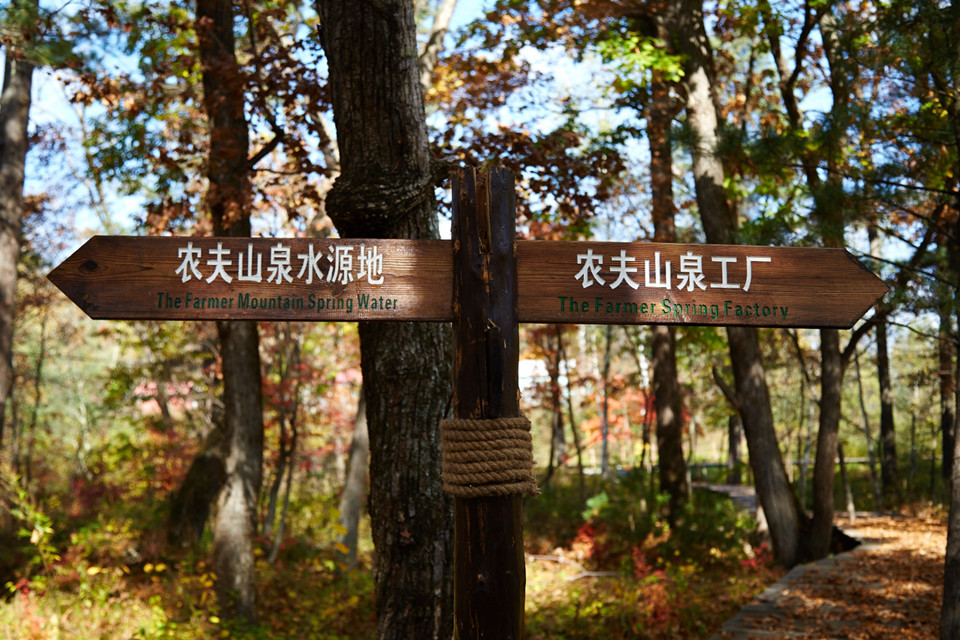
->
[451,166,525,639]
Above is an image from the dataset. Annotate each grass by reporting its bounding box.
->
[1,464,785,640]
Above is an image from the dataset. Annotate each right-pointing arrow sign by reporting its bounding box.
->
[516,241,889,329]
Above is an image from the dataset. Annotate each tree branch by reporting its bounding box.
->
[712,365,741,413]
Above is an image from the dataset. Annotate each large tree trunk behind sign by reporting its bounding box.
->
[196,0,264,623]
[663,0,804,567]
[315,1,454,638]
[648,72,688,522]
[0,0,36,449]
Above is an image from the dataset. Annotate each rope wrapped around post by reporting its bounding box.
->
[440,416,540,498]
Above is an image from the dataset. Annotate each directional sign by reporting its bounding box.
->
[48,236,452,322]
[516,241,889,329]
[48,236,887,328]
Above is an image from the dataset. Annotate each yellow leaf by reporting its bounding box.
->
[154,563,167,573]
[210,616,220,624]
[86,566,102,576]
[335,542,350,555]
[333,523,348,536]
[144,563,154,573]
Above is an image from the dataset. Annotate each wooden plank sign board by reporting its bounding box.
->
[48,236,452,322]
[49,236,887,328]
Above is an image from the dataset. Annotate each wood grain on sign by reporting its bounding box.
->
[515,241,889,329]
[49,237,887,328]
[48,236,452,321]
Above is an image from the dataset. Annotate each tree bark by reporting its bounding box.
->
[337,392,369,571]
[648,71,688,521]
[938,2,960,633]
[0,0,36,449]
[196,0,264,623]
[664,0,804,567]
[869,225,898,502]
[599,324,613,477]
[941,302,956,482]
[854,348,883,510]
[838,441,856,522]
[559,327,587,503]
[315,2,454,637]
[876,321,899,501]
[945,282,960,639]
[809,328,842,559]
[541,330,566,489]
[727,414,742,485]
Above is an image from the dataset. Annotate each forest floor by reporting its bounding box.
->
[711,508,945,640]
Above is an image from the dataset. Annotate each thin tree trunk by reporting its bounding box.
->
[939,46,960,627]
[337,392,369,571]
[263,325,302,538]
[809,328,842,560]
[600,324,613,477]
[876,316,899,503]
[559,327,586,503]
[855,349,883,510]
[942,302,956,481]
[838,441,856,523]
[315,2,454,637]
[196,0,263,623]
[799,399,815,512]
[267,428,296,565]
[727,414,742,485]
[910,387,918,492]
[942,279,960,639]
[0,0,36,449]
[542,331,566,489]
[418,0,458,96]
[21,307,45,489]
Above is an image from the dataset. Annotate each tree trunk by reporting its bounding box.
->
[196,0,264,623]
[664,0,804,567]
[599,324,613,477]
[648,70,688,520]
[808,329,842,560]
[876,302,899,503]
[315,2,454,637]
[942,278,960,639]
[855,349,883,510]
[542,331,566,489]
[727,414,742,485]
[337,392,369,571]
[942,302,956,482]
[0,0,36,449]
[559,327,587,503]
[838,441,856,523]
[167,423,228,545]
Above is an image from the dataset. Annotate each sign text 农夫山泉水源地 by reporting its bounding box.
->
[48,237,887,328]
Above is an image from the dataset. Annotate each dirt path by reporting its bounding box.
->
[711,511,945,639]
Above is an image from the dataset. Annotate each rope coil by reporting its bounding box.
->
[440,416,540,498]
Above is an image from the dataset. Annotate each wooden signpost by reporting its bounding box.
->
[50,237,886,329]
[49,166,887,639]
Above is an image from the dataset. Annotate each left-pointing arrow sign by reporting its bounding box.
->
[47,236,454,322]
